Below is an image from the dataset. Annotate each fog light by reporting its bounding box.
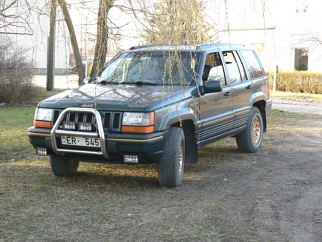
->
[62,121,76,130]
[78,122,92,131]
[36,147,47,156]
[124,155,139,164]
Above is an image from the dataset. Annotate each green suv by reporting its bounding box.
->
[28,44,272,187]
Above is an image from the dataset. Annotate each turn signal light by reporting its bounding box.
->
[34,120,52,129]
[121,126,154,134]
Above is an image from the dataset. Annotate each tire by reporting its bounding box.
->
[50,155,79,176]
[158,127,185,187]
[236,107,264,153]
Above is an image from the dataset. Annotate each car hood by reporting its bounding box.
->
[39,84,191,111]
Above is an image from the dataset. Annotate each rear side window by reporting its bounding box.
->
[222,51,248,85]
[240,50,265,79]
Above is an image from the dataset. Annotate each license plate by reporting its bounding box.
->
[61,136,100,147]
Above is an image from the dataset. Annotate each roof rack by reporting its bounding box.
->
[129,45,150,50]
[129,43,246,51]
[129,44,198,51]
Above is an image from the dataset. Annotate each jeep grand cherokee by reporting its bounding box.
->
[28,44,272,187]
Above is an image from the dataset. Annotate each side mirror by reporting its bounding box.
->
[83,77,94,84]
[190,86,202,97]
[204,79,222,93]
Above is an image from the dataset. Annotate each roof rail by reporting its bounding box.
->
[129,43,246,51]
[129,45,151,50]
[129,44,198,51]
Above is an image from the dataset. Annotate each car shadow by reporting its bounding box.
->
[58,163,161,189]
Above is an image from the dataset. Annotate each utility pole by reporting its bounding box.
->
[47,0,56,91]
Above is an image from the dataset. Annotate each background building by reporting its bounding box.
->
[12,8,71,74]
[214,0,322,72]
[7,0,322,74]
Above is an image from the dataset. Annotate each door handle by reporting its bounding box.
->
[224,91,233,96]
[246,85,253,89]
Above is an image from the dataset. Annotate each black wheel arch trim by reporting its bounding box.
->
[159,108,198,130]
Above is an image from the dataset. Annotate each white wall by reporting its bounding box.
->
[215,0,322,72]
[9,6,70,73]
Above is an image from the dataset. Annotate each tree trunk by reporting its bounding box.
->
[47,0,56,91]
[57,0,85,85]
[90,0,115,78]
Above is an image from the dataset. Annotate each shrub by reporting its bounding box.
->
[0,39,34,105]
[267,71,322,94]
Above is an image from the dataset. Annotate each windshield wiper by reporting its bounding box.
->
[99,80,116,85]
[98,80,159,86]
[122,81,158,86]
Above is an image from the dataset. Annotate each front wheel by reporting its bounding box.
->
[236,107,264,153]
[50,155,79,176]
[158,127,185,187]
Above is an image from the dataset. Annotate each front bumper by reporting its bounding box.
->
[28,107,166,163]
[28,128,166,163]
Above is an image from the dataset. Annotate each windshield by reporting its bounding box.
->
[97,51,200,86]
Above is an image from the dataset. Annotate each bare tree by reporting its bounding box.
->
[0,38,34,104]
[141,0,211,45]
[90,0,116,78]
[0,0,34,35]
[57,0,85,85]
[47,0,56,91]
[55,0,123,82]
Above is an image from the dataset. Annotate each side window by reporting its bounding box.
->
[203,52,226,86]
[240,50,265,79]
[222,51,247,85]
[234,52,248,82]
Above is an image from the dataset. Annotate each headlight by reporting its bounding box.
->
[33,108,53,129]
[122,112,153,126]
[122,112,154,134]
[35,108,53,121]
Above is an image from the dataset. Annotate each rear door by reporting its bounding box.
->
[239,49,268,98]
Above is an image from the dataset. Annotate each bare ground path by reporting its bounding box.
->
[273,98,322,114]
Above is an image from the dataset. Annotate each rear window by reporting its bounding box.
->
[240,50,265,79]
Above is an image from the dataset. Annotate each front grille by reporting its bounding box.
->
[104,112,122,131]
[53,109,122,132]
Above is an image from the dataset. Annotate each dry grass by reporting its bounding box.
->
[272,90,322,102]
[1,90,322,241]
[0,107,35,162]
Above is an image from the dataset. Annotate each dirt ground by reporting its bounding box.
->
[259,100,322,242]
[1,101,322,241]
[273,98,322,115]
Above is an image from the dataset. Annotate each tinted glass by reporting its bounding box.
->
[98,51,199,86]
[205,52,226,86]
[234,52,248,81]
[223,51,241,85]
[240,50,265,79]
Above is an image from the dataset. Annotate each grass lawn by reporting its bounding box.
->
[1,87,321,241]
[1,107,317,241]
[0,107,36,162]
[0,86,67,162]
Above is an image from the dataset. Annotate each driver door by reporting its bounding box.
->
[198,52,234,146]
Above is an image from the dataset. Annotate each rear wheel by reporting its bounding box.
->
[158,127,185,187]
[236,107,264,153]
[50,155,79,176]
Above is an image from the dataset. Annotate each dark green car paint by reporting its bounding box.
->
[28,44,272,165]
